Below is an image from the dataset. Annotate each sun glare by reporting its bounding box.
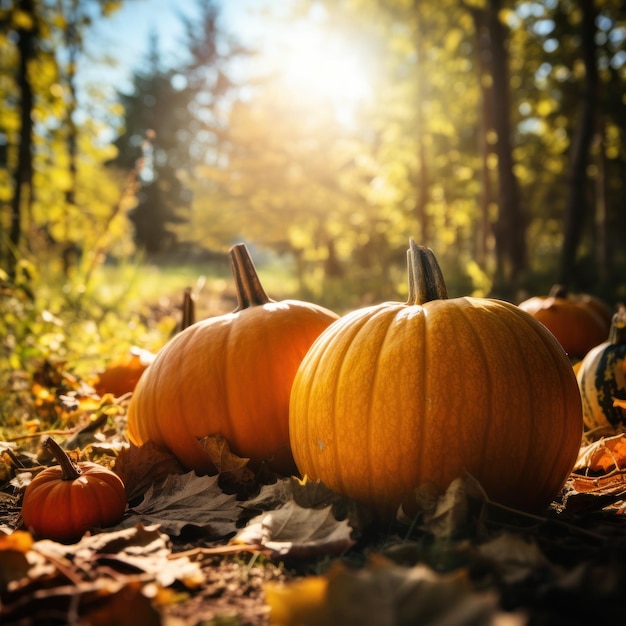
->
[265,23,372,123]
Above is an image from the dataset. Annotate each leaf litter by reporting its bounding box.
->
[4,362,626,624]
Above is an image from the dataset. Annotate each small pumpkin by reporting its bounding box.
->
[94,290,196,398]
[93,347,156,397]
[518,285,610,360]
[289,240,583,518]
[577,305,626,437]
[126,243,339,474]
[21,437,127,542]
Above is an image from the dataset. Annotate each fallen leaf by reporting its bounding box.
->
[233,500,355,559]
[114,440,186,501]
[243,477,293,513]
[265,575,331,626]
[35,523,204,588]
[265,555,518,626]
[80,580,162,626]
[574,434,626,473]
[478,532,556,584]
[120,471,241,537]
[199,432,254,482]
[0,524,203,624]
[0,531,35,589]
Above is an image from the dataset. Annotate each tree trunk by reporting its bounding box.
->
[467,0,526,294]
[485,0,526,289]
[413,7,431,247]
[559,0,599,287]
[471,6,495,269]
[593,115,611,283]
[8,0,36,279]
[62,0,80,275]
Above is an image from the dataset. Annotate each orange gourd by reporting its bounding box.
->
[518,285,610,360]
[93,347,156,397]
[21,437,127,542]
[577,306,626,437]
[93,290,195,398]
[289,240,583,518]
[126,243,339,474]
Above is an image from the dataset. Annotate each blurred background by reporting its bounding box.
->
[1,0,625,374]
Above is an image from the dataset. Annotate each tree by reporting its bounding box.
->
[112,1,244,255]
[559,0,598,287]
[468,0,527,293]
[5,0,37,280]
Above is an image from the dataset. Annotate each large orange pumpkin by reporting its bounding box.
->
[577,306,626,437]
[518,285,610,360]
[126,243,339,474]
[289,241,583,518]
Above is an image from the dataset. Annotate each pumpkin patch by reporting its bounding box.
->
[289,240,583,518]
[126,243,339,474]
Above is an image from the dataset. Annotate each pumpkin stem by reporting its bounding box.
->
[229,243,275,311]
[406,239,448,305]
[181,287,195,331]
[609,305,626,345]
[43,437,82,481]
[550,284,568,299]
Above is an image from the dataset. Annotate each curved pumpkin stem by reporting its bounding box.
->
[609,305,626,345]
[550,284,568,299]
[229,243,275,311]
[406,239,448,305]
[181,287,195,331]
[43,437,82,481]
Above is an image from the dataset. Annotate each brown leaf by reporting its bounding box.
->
[0,524,203,623]
[115,440,186,501]
[36,523,204,588]
[199,432,254,482]
[403,474,488,538]
[81,581,161,626]
[478,532,556,584]
[243,477,293,513]
[233,500,355,559]
[119,471,241,538]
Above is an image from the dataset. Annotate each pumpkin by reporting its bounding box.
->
[93,347,156,397]
[21,437,127,542]
[518,285,610,360]
[126,243,339,474]
[94,290,196,398]
[576,305,626,437]
[289,240,583,518]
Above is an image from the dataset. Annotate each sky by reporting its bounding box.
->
[83,0,265,92]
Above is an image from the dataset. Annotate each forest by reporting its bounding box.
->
[1,0,625,310]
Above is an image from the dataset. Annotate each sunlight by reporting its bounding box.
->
[264,22,372,123]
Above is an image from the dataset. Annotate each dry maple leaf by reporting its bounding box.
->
[114,440,186,501]
[233,500,355,559]
[119,471,241,538]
